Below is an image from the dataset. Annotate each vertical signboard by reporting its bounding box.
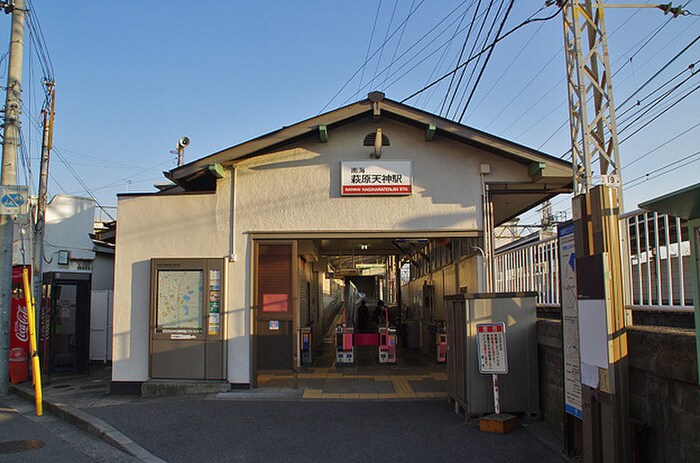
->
[476,322,508,374]
[559,222,583,419]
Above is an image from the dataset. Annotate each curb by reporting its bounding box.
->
[10,384,166,463]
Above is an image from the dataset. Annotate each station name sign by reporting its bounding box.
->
[340,161,412,196]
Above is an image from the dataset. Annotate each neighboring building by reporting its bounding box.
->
[112,93,572,391]
[13,194,116,372]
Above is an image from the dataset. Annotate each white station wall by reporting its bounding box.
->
[113,193,229,381]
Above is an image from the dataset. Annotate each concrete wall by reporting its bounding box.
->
[537,319,699,461]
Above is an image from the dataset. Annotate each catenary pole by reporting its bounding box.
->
[0,0,26,396]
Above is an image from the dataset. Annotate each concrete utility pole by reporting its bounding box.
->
[0,0,26,397]
[34,81,56,308]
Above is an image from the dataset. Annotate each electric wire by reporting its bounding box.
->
[457,0,515,122]
[356,0,383,99]
[319,0,426,113]
[445,0,499,119]
[380,0,417,89]
[415,0,471,108]
[343,0,478,106]
[439,0,485,116]
[369,0,398,89]
[401,3,564,103]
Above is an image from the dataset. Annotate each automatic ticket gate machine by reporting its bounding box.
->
[336,324,354,364]
[300,327,312,365]
[378,326,396,364]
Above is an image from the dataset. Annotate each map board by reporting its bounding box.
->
[157,270,203,331]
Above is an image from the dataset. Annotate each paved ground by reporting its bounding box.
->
[0,395,136,463]
[5,360,568,462]
[89,396,565,463]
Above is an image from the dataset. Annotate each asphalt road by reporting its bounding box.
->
[90,396,565,462]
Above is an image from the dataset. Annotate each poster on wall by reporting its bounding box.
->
[340,161,412,196]
[208,269,221,335]
[558,222,583,419]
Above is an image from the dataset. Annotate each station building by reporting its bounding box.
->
[111,92,572,392]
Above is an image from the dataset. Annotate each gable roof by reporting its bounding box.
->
[159,93,573,224]
[166,93,572,186]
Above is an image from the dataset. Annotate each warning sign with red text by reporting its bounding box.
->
[476,322,509,374]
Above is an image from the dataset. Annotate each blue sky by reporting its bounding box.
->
[2,1,699,223]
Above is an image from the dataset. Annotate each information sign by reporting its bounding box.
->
[0,185,29,216]
[559,221,583,418]
[476,322,508,374]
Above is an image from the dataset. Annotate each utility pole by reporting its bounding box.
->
[0,0,26,397]
[33,81,55,308]
[557,1,688,461]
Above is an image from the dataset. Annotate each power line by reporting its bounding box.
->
[401,3,563,103]
[440,0,487,116]
[625,119,700,169]
[445,0,501,120]
[380,0,417,89]
[369,0,398,89]
[346,1,477,106]
[319,0,426,113]
[356,0,383,100]
[457,0,515,123]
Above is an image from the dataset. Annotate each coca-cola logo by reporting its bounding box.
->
[13,305,29,342]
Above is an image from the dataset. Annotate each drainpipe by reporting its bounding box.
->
[229,166,237,262]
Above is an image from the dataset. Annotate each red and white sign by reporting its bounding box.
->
[476,322,508,375]
[341,161,412,196]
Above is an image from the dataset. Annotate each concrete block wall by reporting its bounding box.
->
[536,319,700,461]
[627,326,699,462]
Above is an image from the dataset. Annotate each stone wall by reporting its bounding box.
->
[537,319,699,461]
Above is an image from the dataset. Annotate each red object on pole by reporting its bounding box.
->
[9,266,30,383]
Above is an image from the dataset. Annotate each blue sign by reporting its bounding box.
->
[0,185,29,216]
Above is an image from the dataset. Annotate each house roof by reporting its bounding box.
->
[639,181,700,221]
[156,93,573,224]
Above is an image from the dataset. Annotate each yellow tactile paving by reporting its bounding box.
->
[430,372,448,381]
[390,377,415,395]
[322,393,342,399]
[303,389,323,399]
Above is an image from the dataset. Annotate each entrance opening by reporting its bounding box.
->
[253,235,482,398]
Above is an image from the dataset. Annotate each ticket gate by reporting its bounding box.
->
[336,324,354,364]
[378,327,396,364]
[300,327,312,365]
[436,332,447,363]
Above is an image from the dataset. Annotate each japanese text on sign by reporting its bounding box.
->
[340,161,412,196]
[476,322,509,374]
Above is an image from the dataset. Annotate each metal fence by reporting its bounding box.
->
[493,210,692,310]
[622,210,692,310]
[494,236,560,307]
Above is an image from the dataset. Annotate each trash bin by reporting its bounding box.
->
[9,347,29,384]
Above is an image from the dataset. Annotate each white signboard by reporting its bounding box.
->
[476,322,508,374]
[340,161,412,196]
[558,222,583,419]
[0,185,29,216]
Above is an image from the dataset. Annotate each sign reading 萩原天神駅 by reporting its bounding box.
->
[340,161,412,196]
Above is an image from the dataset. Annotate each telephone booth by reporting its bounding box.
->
[40,272,92,374]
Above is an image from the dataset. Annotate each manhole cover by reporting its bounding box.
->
[0,440,45,454]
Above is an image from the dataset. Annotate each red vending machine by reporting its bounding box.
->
[9,266,30,384]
